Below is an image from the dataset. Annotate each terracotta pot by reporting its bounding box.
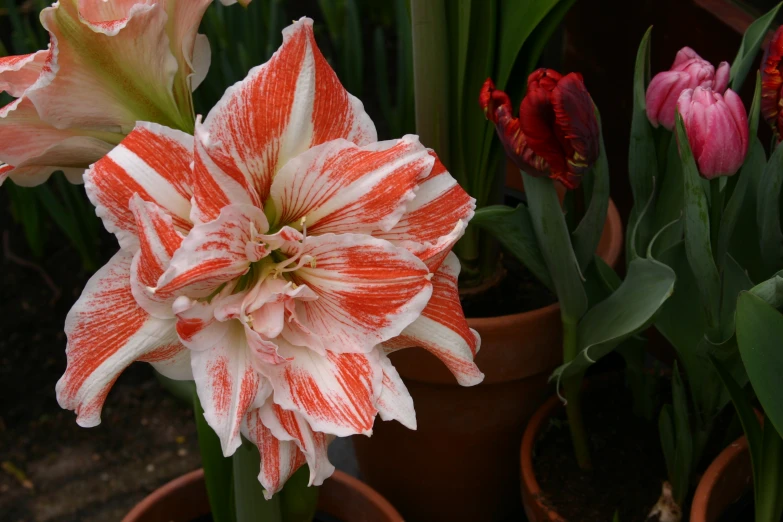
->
[690,436,753,522]
[353,201,623,522]
[122,469,403,522]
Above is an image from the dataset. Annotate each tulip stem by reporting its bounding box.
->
[709,180,725,268]
[563,316,592,471]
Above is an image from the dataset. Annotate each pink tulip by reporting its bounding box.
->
[646,47,730,130]
[677,86,748,179]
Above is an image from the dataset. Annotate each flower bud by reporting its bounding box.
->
[646,47,729,130]
[677,86,748,179]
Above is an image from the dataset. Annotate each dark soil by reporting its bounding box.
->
[533,377,666,522]
[718,491,755,522]
[460,255,557,318]
[193,513,342,522]
[0,190,202,522]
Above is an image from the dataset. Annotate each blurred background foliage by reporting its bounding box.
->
[0,0,415,271]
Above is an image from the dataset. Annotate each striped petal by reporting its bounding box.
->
[289,233,432,354]
[129,194,185,318]
[84,122,194,251]
[0,97,117,186]
[259,339,382,436]
[0,50,48,97]
[191,17,376,223]
[155,204,268,299]
[268,136,433,234]
[242,408,307,498]
[57,251,181,427]
[191,320,261,456]
[374,153,475,272]
[0,164,12,186]
[375,351,416,430]
[258,400,335,488]
[383,253,483,387]
[33,0,190,133]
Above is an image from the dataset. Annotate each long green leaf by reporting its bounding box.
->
[550,257,675,381]
[749,272,783,307]
[659,405,676,484]
[736,292,783,437]
[675,113,721,330]
[522,172,587,322]
[729,2,783,91]
[757,423,783,522]
[471,204,553,290]
[670,362,693,505]
[650,138,684,257]
[757,141,783,275]
[627,27,657,261]
[571,109,609,271]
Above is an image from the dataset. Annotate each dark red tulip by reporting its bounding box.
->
[762,26,783,141]
[480,69,599,189]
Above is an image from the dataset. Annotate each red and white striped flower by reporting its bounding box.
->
[59,17,482,496]
[0,0,214,186]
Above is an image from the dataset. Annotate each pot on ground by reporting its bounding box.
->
[690,436,753,522]
[122,469,403,522]
[353,201,623,522]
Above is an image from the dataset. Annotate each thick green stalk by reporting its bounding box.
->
[193,392,234,522]
[562,317,592,470]
[710,180,725,269]
[410,0,450,170]
[233,438,283,522]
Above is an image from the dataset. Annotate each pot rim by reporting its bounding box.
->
[690,435,750,522]
[520,392,564,520]
[468,199,623,326]
[122,469,404,522]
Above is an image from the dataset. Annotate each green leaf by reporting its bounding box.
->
[342,0,364,97]
[193,392,235,522]
[736,292,783,437]
[709,354,762,498]
[650,137,684,257]
[522,173,587,321]
[675,112,721,330]
[729,139,767,282]
[471,204,553,290]
[670,362,693,505]
[233,437,282,522]
[494,0,561,89]
[279,465,320,522]
[627,27,657,261]
[729,2,783,91]
[757,140,783,275]
[749,272,783,307]
[550,257,675,381]
[718,254,754,342]
[659,404,676,484]
[571,109,610,271]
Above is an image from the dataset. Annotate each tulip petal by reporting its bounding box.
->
[129,194,185,318]
[242,408,307,498]
[191,321,261,456]
[84,121,194,251]
[156,204,268,299]
[289,233,432,354]
[34,1,187,132]
[0,50,48,97]
[259,340,382,436]
[384,253,483,386]
[258,400,335,488]
[374,153,475,271]
[191,17,376,223]
[269,136,432,234]
[0,97,116,185]
[375,352,416,430]
[57,250,181,427]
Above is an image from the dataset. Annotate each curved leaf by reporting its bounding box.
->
[757,141,783,275]
[729,2,783,91]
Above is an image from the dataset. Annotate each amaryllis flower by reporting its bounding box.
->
[762,26,783,141]
[59,18,482,496]
[677,86,748,179]
[0,0,215,186]
[646,46,729,131]
[481,69,599,189]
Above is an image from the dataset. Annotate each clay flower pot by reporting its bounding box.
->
[353,201,623,522]
[122,469,403,522]
[690,436,753,522]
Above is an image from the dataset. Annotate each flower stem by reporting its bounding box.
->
[233,438,283,522]
[563,316,592,471]
[710,180,725,268]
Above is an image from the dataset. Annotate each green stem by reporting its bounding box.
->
[233,438,283,522]
[410,0,450,170]
[193,392,234,522]
[562,317,592,470]
[710,180,725,269]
